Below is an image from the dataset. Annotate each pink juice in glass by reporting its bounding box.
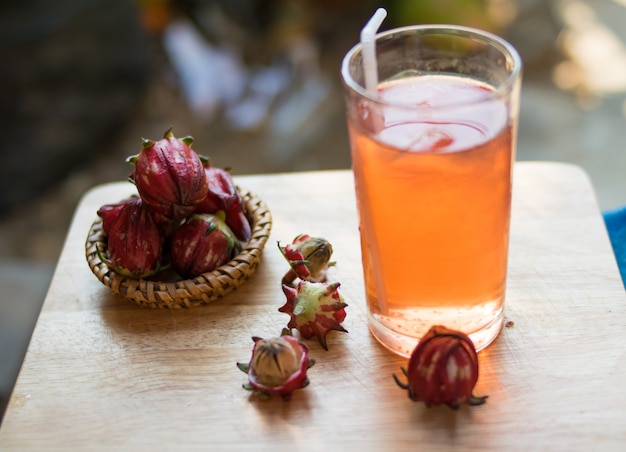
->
[349,74,514,357]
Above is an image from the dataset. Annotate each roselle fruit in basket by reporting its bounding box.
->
[97,196,165,279]
[97,196,137,236]
[170,212,242,279]
[127,127,209,234]
[195,163,251,242]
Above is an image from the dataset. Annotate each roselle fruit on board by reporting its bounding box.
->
[97,196,164,278]
[279,281,348,350]
[237,335,315,400]
[393,325,487,409]
[127,128,209,233]
[278,234,334,286]
[170,212,241,278]
[195,163,251,242]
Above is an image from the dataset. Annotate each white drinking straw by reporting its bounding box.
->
[360,8,387,95]
[358,8,390,315]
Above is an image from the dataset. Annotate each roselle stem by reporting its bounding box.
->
[282,268,297,286]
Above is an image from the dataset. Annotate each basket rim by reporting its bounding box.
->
[85,187,272,308]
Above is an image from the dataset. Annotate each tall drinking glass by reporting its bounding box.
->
[341,25,522,357]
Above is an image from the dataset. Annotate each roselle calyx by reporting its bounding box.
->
[97,196,164,279]
[237,334,315,401]
[97,196,137,236]
[195,163,251,242]
[393,325,487,409]
[170,212,241,279]
[127,127,208,234]
[279,281,348,350]
[279,234,334,286]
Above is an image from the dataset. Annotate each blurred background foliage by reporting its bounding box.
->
[381,0,498,30]
[0,0,560,215]
[2,0,626,260]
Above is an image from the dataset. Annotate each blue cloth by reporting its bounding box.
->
[603,206,626,288]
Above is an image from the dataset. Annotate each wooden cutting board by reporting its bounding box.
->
[1,162,624,450]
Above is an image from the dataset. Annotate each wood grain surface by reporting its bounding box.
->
[1,162,625,450]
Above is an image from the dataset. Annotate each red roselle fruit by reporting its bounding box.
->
[127,128,209,233]
[279,281,348,350]
[170,212,241,279]
[97,196,164,279]
[278,234,334,286]
[195,163,251,242]
[393,325,488,409]
[97,196,137,236]
[236,334,315,401]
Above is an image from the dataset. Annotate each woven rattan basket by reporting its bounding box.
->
[85,188,272,308]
